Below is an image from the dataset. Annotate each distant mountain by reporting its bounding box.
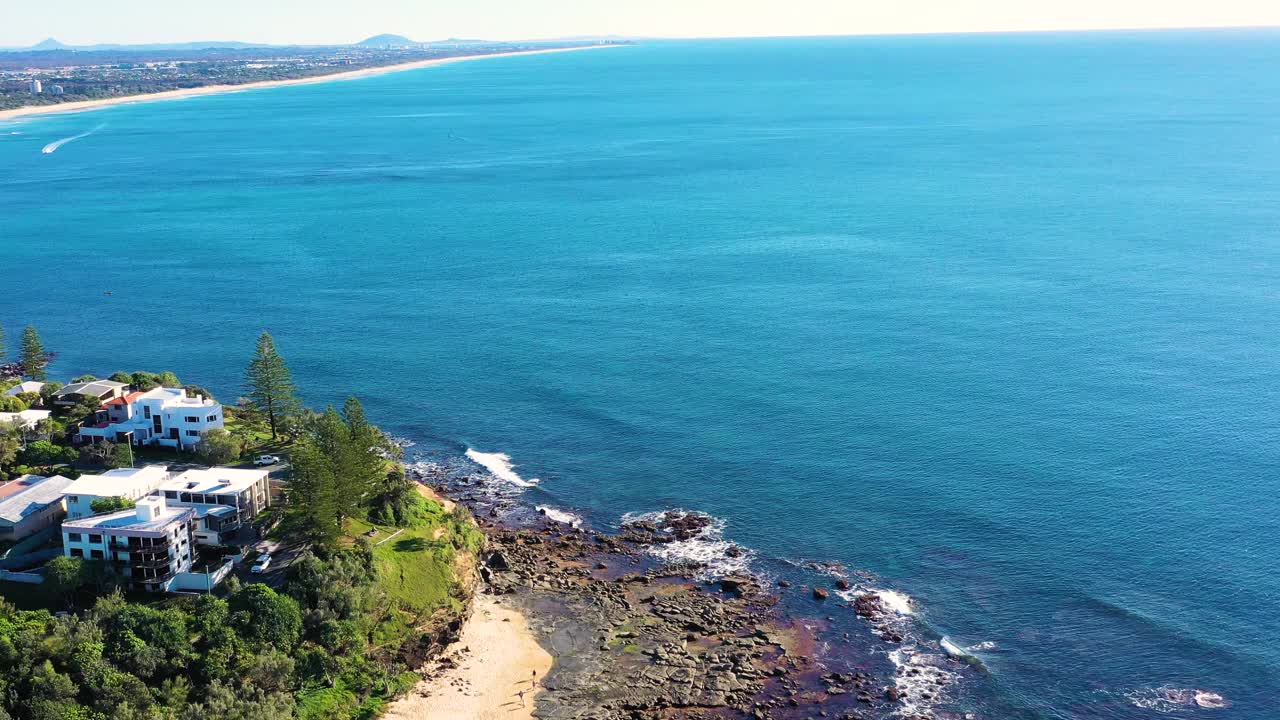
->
[357,34,418,47]
[1,38,268,51]
[29,37,67,50]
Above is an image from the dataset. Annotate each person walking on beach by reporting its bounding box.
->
[518,689,525,707]
[531,669,538,689]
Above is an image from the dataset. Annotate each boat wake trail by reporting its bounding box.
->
[42,123,105,154]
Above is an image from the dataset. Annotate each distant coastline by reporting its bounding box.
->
[0,44,615,121]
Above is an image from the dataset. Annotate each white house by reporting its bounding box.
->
[158,467,271,544]
[76,387,224,450]
[61,465,173,520]
[4,381,45,397]
[61,496,195,593]
[0,409,52,431]
[0,474,72,540]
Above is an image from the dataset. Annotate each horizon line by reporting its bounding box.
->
[7,22,1280,49]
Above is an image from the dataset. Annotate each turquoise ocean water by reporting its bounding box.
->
[3,30,1279,719]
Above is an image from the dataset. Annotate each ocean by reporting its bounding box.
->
[3,29,1279,719]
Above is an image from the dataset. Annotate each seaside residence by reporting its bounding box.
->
[4,381,45,397]
[0,408,51,431]
[0,474,73,540]
[61,496,195,593]
[75,386,224,450]
[61,465,172,520]
[52,379,128,407]
[158,467,271,544]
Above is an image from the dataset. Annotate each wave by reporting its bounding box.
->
[535,505,583,527]
[1127,686,1229,711]
[621,509,754,579]
[887,646,958,718]
[464,449,539,487]
[41,123,105,154]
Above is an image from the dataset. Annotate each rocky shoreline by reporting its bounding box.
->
[411,463,938,720]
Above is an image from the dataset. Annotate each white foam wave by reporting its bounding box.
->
[888,646,957,718]
[536,505,582,527]
[42,123,104,154]
[465,449,539,487]
[621,510,754,579]
[834,586,915,617]
[1127,686,1229,712]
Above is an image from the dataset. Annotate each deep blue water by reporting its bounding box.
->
[3,30,1280,719]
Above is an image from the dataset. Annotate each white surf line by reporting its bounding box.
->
[375,528,406,547]
[42,123,105,154]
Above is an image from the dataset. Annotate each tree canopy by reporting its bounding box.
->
[244,332,299,440]
[19,326,49,381]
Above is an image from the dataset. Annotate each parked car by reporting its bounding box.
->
[254,454,281,466]
[251,555,272,573]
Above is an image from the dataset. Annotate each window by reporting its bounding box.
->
[185,430,200,437]
[184,416,199,423]
[88,534,102,544]
[143,406,151,419]
[89,549,104,559]
[165,490,177,499]
[69,548,83,558]
[207,414,218,422]
[68,532,82,542]
[68,496,79,504]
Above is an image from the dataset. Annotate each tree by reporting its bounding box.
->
[287,442,340,546]
[90,496,136,514]
[0,427,20,474]
[18,440,78,466]
[229,584,302,651]
[70,374,97,383]
[0,325,5,362]
[244,332,299,441]
[20,326,49,381]
[195,428,241,466]
[45,556,86,606]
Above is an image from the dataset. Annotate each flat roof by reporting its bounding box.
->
[63,503,192,532]
[161,467,267,495]
[0,475,74,524]
[0,409,51,427]
[62,465,171,498]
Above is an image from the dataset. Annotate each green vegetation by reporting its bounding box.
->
[20,326,49,381]
[245,332,300,441]
[195,428,243,465]
[89,496,136,514]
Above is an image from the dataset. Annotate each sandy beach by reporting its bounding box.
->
[383,594,552,720]
[0,45,609,122]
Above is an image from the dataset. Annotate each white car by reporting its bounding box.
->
[254,454,281,466]
[251,555,272,573]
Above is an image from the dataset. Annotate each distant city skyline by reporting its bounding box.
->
[4,0,1280,47]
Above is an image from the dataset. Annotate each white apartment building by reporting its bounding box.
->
[61,496,195,593]
[76,387,224,450]
[158,467,271,544]
[61,465,173,520]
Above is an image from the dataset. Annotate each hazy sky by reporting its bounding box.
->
[4,0,1280,46]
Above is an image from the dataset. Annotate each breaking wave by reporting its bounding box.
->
[464,449,540,487]
[1127,686,1229,712]
[536,505,583,527]
[42,123,105,154]
[621,509,754,579]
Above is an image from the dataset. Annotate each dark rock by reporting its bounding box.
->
[486,551,511,571]
[813,587,829,601]
[835,579,851,590]
[885,686,901,702]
